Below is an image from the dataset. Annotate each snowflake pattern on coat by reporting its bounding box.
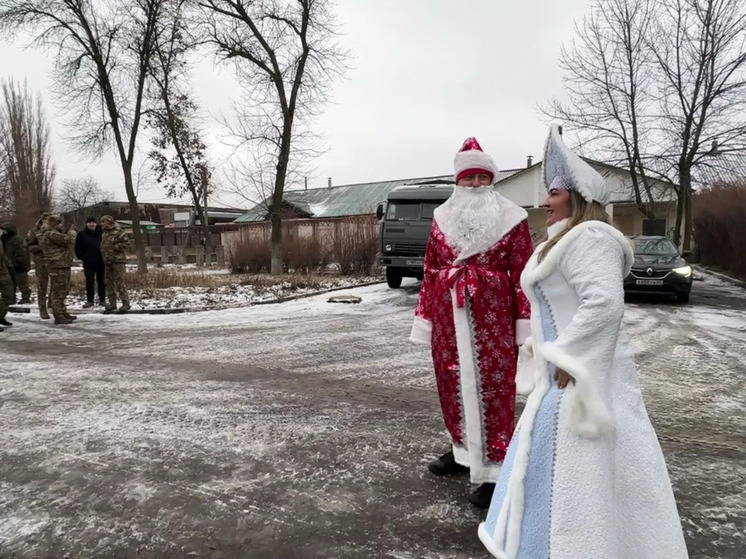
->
[415,219,532,462]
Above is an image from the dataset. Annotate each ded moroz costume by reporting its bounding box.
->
[410,138,534,507]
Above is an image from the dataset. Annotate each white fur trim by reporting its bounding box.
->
[451,285,502,484]
[515,336,535,395]
[515,319,531,346]
[478,522,511,559]
[521,221,633,290]
[454,150,500,184]
[409,316,432,346]
[540,341,614,438]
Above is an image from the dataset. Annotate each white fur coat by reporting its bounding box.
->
[478,221,688,559]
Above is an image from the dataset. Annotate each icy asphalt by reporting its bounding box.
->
[1,276,745,559]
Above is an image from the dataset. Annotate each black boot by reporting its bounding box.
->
[82,301,94,308]
[428,451,469,476]
[54,316,74,325]
[64,313,78,320]
[0,318,12,326]
[468,483,496,509]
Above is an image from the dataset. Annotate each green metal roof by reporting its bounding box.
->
[234,171,522,223]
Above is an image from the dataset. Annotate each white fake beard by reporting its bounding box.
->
[437,185,504,257]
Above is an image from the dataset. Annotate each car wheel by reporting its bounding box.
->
[386,267,403,288]
[676,292,690,303]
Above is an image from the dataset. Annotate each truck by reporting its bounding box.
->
[376,184,454,288]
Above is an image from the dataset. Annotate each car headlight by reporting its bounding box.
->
[672,265,692,277]
[384,244,393,252]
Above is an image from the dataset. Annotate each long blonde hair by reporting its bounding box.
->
[538,190,610,261]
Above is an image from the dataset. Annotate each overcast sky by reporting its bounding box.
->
[0,0,593,209]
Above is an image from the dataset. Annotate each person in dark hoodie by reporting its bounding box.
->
[1,222,32,304]
[75,216,106,308]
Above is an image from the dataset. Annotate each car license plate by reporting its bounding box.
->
[636,279,664,286]
[405,259,423,266]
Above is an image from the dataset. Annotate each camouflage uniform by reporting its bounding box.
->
[0,238,13,327]
[39,215,77,320]
[100,215,130,311]
[25,218,52,318]
[1,222,32,303]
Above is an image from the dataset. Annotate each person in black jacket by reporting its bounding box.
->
[75,217,106,308]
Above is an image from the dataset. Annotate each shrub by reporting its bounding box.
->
[283,235,330,274]
[331,219,379,275]
[227,237,271,273]
[692,183,746,279]
[226,235,330,274]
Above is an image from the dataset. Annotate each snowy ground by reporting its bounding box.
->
[1,273,745,558]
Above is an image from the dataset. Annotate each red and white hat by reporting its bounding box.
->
[454,137,499,185]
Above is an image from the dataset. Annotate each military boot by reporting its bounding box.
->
[104,303,117,312]
[117,303,131,314]
[54,316,74,325]
[0,318,12,327]
[39,305,50,319]
[18,298,32,304]
[64,312,78,320]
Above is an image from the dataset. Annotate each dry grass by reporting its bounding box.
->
[28,267,364,293]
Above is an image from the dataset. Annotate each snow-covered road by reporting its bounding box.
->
[1,276,744,558]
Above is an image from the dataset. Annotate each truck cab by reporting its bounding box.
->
[377,184,453,288]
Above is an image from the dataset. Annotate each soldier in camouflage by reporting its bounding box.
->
[0,231,13,330]
[25,214,53,319]
[100,215,131,313]
[40,214,78,325]
[1,222,32,304]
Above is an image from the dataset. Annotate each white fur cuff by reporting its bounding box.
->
[515,336,535,395]
[409,316,432,346]
[539,341,614,438]
[515,319,531,346]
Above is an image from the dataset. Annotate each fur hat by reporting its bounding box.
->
[542,124,609,205]
[454,137,499,185]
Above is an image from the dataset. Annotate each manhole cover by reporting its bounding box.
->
[328,295,362,304]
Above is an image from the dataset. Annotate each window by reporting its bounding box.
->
[421,202,443,220]
[642,218,666,236]
[386,201,421,221]
[633,238,678,255]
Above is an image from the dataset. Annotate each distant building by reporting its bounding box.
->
[60,201,246,229]
[230,160,680,241]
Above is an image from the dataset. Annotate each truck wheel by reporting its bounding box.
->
[386,267,403,288]
[676,292,690,303]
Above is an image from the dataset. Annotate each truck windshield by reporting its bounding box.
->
[386,201,444,221]
[386,201,421,220]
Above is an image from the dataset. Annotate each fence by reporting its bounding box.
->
[145,226,226,248]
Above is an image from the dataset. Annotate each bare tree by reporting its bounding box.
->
[199,0,347,274]
[651,0,746,249]
[55,176,112,212]
[147,0,212,246]
[0,0,179,272]
[546,0,746,249]
[0,78,55,233]
[545,0,662,221]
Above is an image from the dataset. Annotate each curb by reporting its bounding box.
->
[693,265,746,289]
[94,279,386,315]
